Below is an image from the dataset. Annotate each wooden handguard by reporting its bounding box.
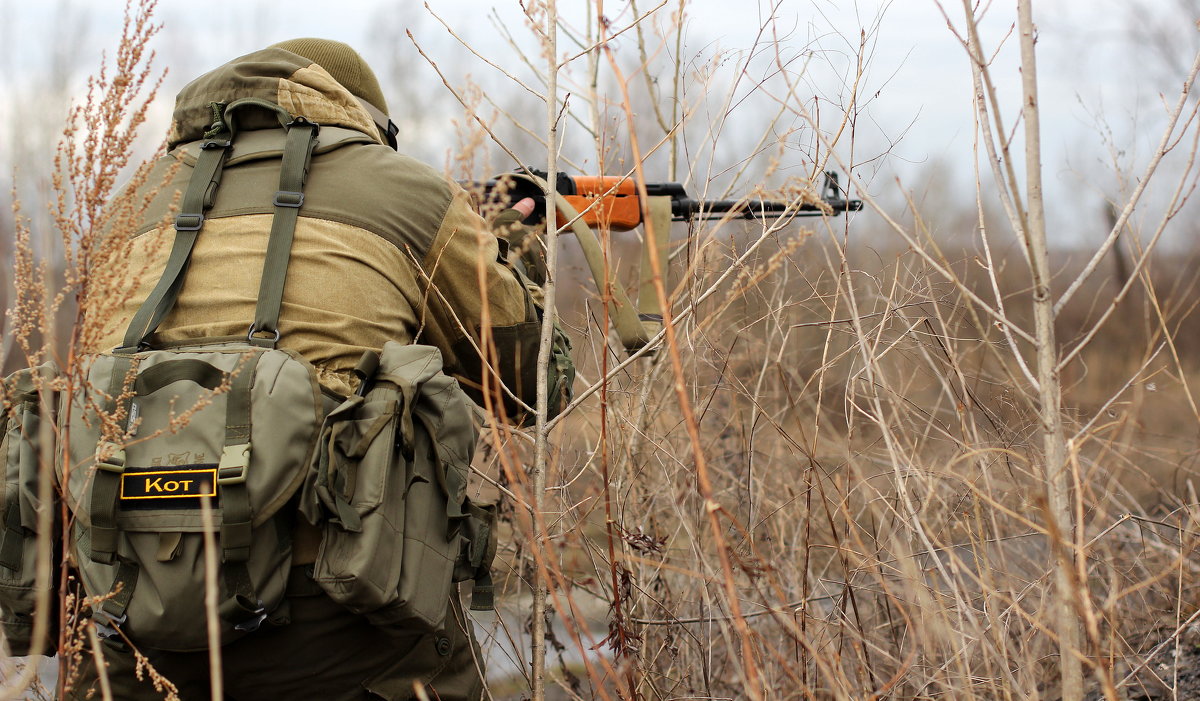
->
[558,175,642,231]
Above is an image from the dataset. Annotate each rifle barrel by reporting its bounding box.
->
[674,197,863,220]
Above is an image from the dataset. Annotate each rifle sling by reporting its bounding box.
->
[505,173,651,353]
[637,196,672,341]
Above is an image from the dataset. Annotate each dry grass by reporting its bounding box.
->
[474,225,1200,700]
[5,1,1200,701]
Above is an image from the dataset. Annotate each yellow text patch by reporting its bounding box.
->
[121,466,217,501]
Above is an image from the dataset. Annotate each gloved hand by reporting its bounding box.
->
[489,197,547,288]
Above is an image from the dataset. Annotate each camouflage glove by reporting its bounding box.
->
[490,208,548,288]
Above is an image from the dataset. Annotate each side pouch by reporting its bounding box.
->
[304,392,409,617]
[0,363,59,656]
[303,342,487,635]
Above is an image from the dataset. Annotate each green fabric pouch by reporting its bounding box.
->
[60,345,325,652]
[301,341,495,635]
[0,362,60,656]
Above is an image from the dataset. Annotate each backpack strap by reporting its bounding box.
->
[118,138,231,352]
[89,357,139,638]
[88,356,137,565]
[215,362,270,632]
[248,117,319,348]
[93,559,139,639]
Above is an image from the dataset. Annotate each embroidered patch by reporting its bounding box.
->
[120,465,217,503]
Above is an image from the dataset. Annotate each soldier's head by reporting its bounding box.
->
[269,38,398,148]
[269,38,388,115]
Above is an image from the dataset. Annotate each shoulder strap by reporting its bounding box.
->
[117,102,319,352]
[249,118,319,347]
[118,138,231,352]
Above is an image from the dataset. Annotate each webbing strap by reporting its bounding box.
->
[219,561,267,632]
[471,571,495,612]
[213,357,263,630]
[134,359,225,395]
[0,400,34,570]
[504,173,650,353]
[463,501,497,612]
[637,196,672,342]
[218,364,254,563]
[355,97,398,150]
[249,120,319,347]
[0,488,23,571]
[97,559,139,627]
[119,140,231,351]
[88,357,135,565]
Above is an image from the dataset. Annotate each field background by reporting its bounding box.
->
[3,1,1200,699]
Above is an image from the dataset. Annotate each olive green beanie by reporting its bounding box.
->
[270,38,388,115]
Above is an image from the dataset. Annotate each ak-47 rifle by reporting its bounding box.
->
[464,169,862,231]
[461,168,861,355]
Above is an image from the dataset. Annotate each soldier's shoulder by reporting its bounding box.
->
[306,143,457,255]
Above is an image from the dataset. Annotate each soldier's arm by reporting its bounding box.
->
[416,185,573,425]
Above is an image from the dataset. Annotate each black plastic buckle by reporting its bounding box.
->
[201,139,232,150]
[273,191,304,208]
[174,213,204,231]
[92,610,127,640]
[285,116,320,136]
[384,118,398,150]
[233,600,268,633]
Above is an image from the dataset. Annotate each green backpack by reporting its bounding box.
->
[0,362,60,656]
[1,98,496,654]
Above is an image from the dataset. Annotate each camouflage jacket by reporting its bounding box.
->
[89,48,571,422]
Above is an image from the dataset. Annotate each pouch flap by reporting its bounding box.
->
[61,347,323,531]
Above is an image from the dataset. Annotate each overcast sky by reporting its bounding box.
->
[1,0,1194,245]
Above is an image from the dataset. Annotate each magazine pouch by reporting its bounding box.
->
[301,341,495,635]
[0,362,59,655]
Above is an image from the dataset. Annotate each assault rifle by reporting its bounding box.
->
[463,169,862,231]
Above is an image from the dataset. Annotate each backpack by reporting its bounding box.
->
[0,98,496,654]
[0,362,60,656]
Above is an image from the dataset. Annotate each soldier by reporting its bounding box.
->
[68,38,573,700]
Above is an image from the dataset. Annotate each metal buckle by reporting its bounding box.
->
[246,325,281,344]
[285,116,320,134]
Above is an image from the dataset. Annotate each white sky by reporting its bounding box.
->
[0,0,1193,245]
